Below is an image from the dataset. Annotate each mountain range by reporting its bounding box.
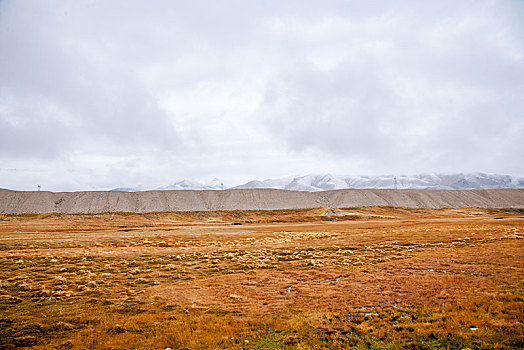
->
[111,173,524,192]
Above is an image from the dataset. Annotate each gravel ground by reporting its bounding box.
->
[1,188,523,214]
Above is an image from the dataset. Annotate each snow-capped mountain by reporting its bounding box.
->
[159,178,224,191]
[111,173,523,192]
[111,178,225,192]
[233,173,524,191]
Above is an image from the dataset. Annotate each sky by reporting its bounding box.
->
[0,0,523,191]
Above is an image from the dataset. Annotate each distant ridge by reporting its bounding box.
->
[111,173,524,192]
[1,188,523,214]
[232,173,524,191]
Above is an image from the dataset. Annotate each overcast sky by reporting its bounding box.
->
[1,0,523,191]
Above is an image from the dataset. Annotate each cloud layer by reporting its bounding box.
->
[1,0,523,190]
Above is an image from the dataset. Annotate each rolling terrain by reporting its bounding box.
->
[112,173,524,192]
[1,188,523,214]
[233,173,524,191]
[0,207,522,349]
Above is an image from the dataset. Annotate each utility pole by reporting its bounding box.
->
[37,184,41,192]
[394,176,397,190]
[221,182,224,190]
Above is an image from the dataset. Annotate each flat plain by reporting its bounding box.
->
[0,207,522,349]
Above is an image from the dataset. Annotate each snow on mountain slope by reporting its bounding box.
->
[111,178,224,192]
[234,177,296,190]
[233,173,524,191]
[159,178,223,191]
[111,173,523,192]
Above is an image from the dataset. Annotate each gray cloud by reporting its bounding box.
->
[0,0,179,160]
[0,0,523,190]
[259,0,524,173]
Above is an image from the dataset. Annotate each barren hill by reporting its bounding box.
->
[1,188,523,214]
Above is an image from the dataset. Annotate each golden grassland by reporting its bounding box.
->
[0,207,522,349]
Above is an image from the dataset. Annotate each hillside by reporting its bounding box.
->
[1,188,523,214]
[233,173,524,191]
[111,173,524,192]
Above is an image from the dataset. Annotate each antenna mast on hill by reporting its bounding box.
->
[394,176,397,190]
[37,184,41,191]
[221,182,224,190]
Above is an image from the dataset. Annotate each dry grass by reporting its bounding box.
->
[0,207,522,349]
